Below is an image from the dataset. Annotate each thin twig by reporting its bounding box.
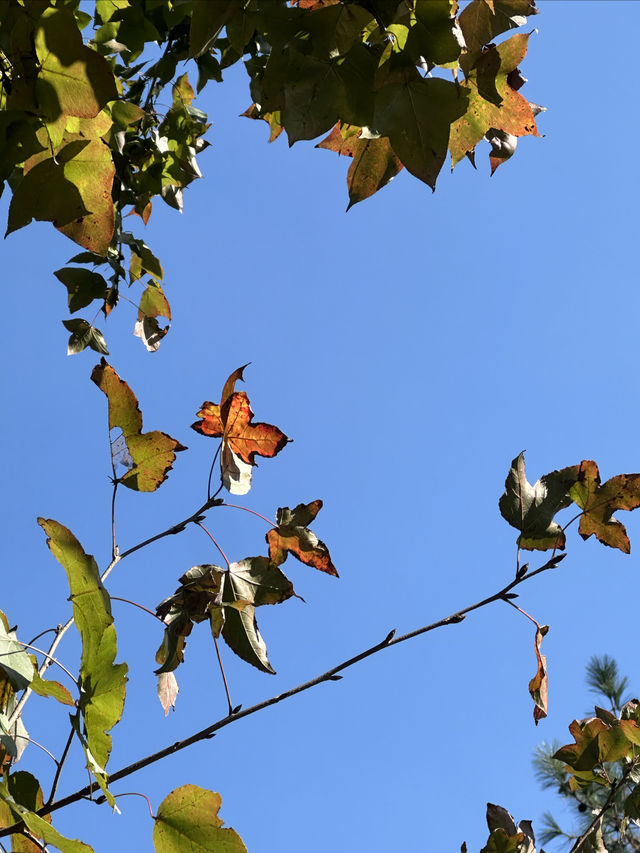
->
[569,767,632,853]
[214,636,233,715]
[47,725,76,806]
[4,555,562,827]
[7,498,217,727]
[27,627,59,647]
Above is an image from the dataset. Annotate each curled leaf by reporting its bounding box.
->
[267,500,338,576]
[529,624,548,725]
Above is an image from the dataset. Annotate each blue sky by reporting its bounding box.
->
[2,2,640,850]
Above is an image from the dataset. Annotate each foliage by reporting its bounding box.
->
[0,2,635,852]
[533,658,640,853]
[0,0,542,355]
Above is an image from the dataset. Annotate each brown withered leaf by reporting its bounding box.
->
[192,367,289,495]
[317,123,403,209]
[570,460,640,553]
[529,624,548,725]
[267,500,338,577]
[91,359,186,491]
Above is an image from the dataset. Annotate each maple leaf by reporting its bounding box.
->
[91,359,186,491]
[449,34,540,171]
[554,717,632,773]
[316,123,403,210]
[528,624,548,725]
[192,366,289,495]
[156,559,296,676]
[499,453,580,551]
[570,460,640,553]
[267,500,338,577]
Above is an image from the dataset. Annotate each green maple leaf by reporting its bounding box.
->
[499,453,579,550]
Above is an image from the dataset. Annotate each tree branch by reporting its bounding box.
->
[569,763,635,853]
[0,554,562,832]
[7,497,220,728]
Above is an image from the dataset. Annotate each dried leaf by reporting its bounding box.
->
[570,460,640,553]
[192,367,289,495]
[267,500,338,576]
[157,672,179,716]
[528,624,548,725]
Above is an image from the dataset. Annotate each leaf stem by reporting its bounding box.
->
[17,553,563,825]
[95,791,155,819]
[503,598,540,629]
[213,636,233,716]
[111,596,163,622]
[8,641,78,686]
[221,503,276,528]
[196,521,230,569]
[207,444,221,501]
[12,734,58,766]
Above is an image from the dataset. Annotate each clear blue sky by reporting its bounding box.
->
[2,2,640,850]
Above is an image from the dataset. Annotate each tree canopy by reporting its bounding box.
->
[1,1,640,852]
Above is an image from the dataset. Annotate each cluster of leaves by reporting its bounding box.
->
[534,657,640,852]
[0,0,542,353]
[0,362,337,850]
[500,453,640,556]
[497,453,640,730]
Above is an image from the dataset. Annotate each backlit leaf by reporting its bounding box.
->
[34,6,117,121]
[450,34,539,170]
[153,785,247,853]
[29,672,75,707]
[267,500,338,576]
[317,123,403,209]
[1,771,53,852]
[570,460,640,553]
[499,453,579,551]
[459,0,538,71]
[2,796,94,853]
[192,367,289,495]
[157,672,178,716]
[91,359,186,491]
[373,71,467,190]
[37,519,127,775]
[0,621,33,692]
[133,281,171,352]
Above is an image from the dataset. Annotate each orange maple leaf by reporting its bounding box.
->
[192,367,289,494]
